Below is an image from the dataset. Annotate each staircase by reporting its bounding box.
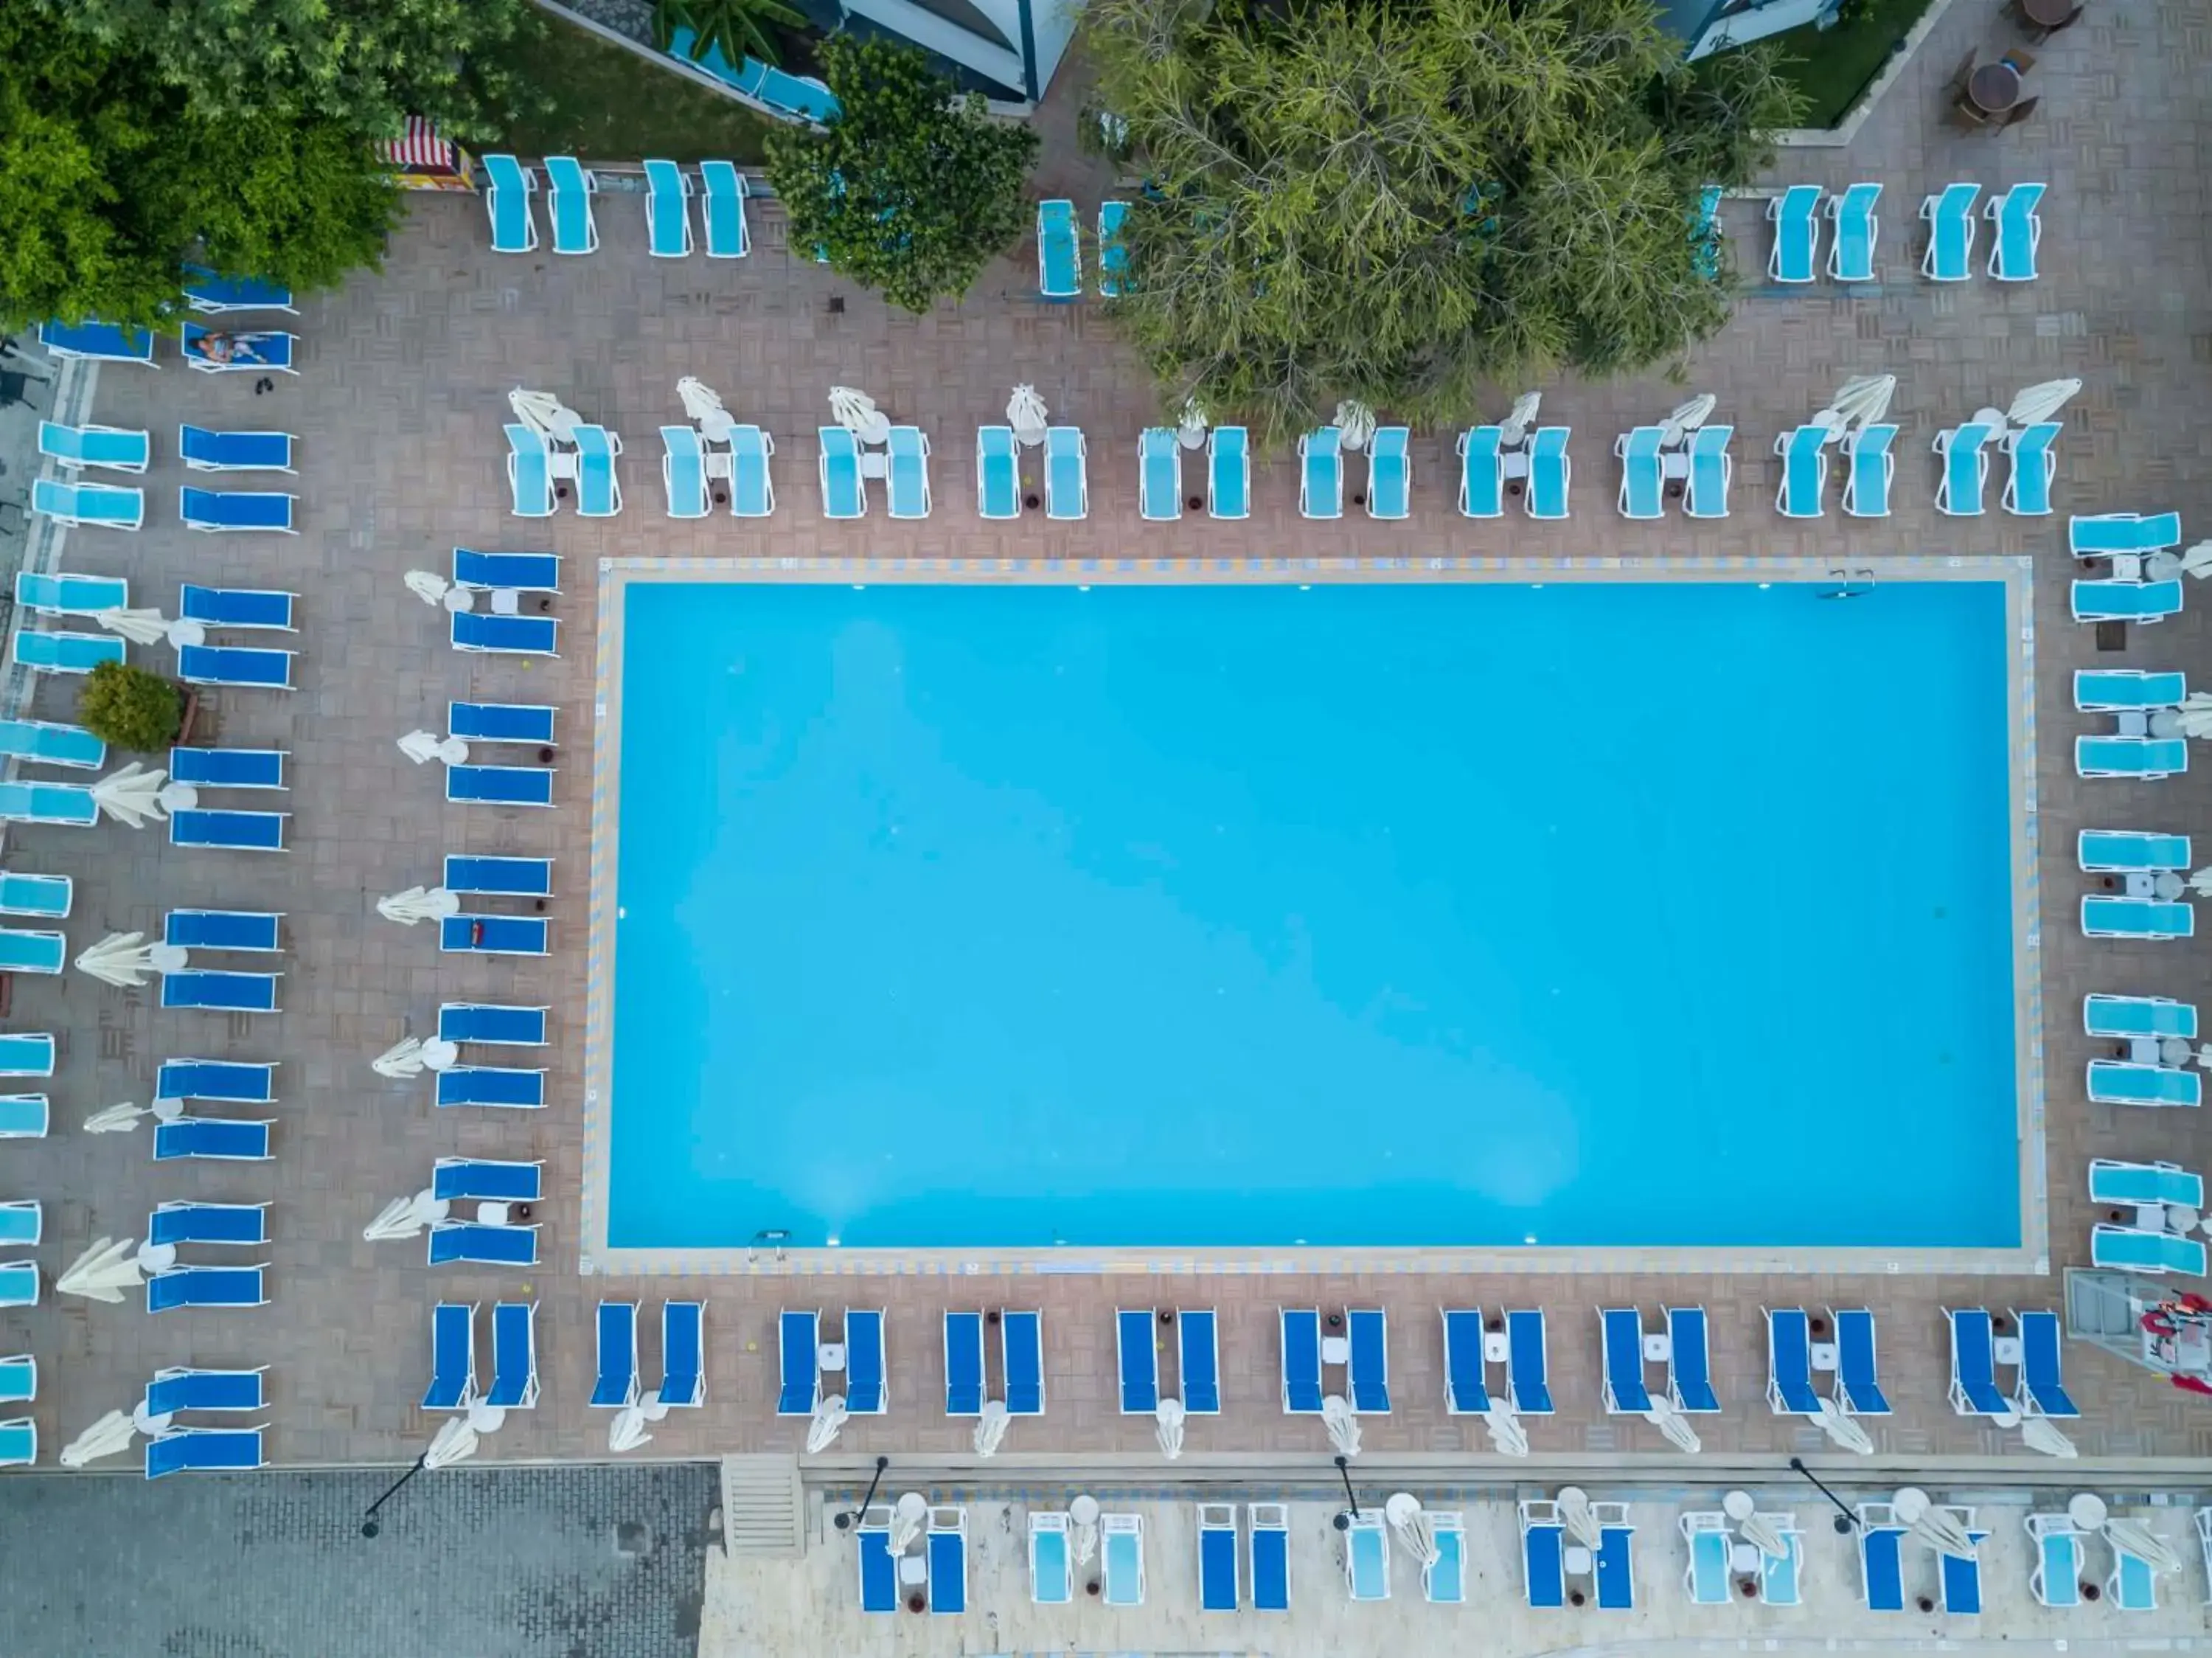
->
[719,1453,804,1558]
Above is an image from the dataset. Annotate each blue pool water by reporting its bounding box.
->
[606,579,2023,1252]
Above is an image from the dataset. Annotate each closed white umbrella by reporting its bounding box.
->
[397,730,443,765]
[1813,1397,1876,1454]
[829,386,887,442]
[373,1038,426,1079]
[404,569,450,607]
[1154,1398,1185,1460]
[1736,1510,1790,1558]
[2180,541,2212,580]
[83,1100,153,1133]
[509,389,581,444]
[2019,1413,2079,1458]
[60,1409,141,1468]
[56,1237,141,1303]
[1659,393,1717,449]
[2104,1516,2183,1575]
[677,376,728,424]
[973,1399,1011,1457]
[1333,400,1378,453]
[2188,867,2212,898]
[1815,373,1896,431]
[1645,1397,1703,1454]
[1387,1492,1439,1567]
[1069,1494,1100,1567]
[1893,1488,1976,1560]
[2006,378,2082,429]
[423,1412,483,1470]
[887,1493,927,1556]
[91,763,167,828]
[363,1194,431,1242]
[805,1394,848,1454]
[1321,1394,1362,1459]
[378,887,459,926]
[74,932,156,988]
[1557,1488,1602,1550]
[94,608,169,645]
[1498,391,1542,449]
[1481,1401,1528,1457]
[1006,386,1049,448]
[608,1405,653,1454]
[2174,705,2212,738]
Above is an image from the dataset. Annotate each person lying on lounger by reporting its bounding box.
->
[188,330,266,366]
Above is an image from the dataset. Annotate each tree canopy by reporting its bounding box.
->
[765,36,1037,315]
[1085,0,1802,445]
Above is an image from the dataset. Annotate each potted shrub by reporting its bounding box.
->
[77,660,184,750]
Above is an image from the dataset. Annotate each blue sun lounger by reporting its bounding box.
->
[181,326,296,375]
[700,160,749,257]
[0,1036,52,1078]
[0,1263,35,1307]
[183,267,293,313]
[2086,996,2197,1041]
[178,645,293,689]
[485,1302,540,1409]
[841,1310,885,1414]
[145,1365,266,1415]
[1299,426,1343,519]
[1197,1503,1238,1610]
[147,1264,267,1311]
[161,970,279,1013]
[1775,424,1829,518]
[506,423,553,517]
[1004,1309,1043,1415]
[1921,182,1979,280]
[2028,1514,2083,1607]
[1509,1308,1554,1412]
[642,159,692,257]
[439,914,550,956]
[1827,181,1880,281]
[2072,578,2183,622]
[1857,1507,1907,1609]
[2080,830,2190,870]
[0,873,70,917]
[1248,1502,1289,1609]
[170,809,288,850]
[818,426,864,519]
[1843,422,1897,516]
[38,320,154,363]
[1526,426,1571,519]
[1139,428,1180,521]
[444,855,552,897]
[1934,423,1994,516]
[179,426,294,472]
[164,909,280,952]
[1179,1309,1218,1413]
[2075,669,2185,711]
[434,1158,543,1205]
[1615,426,1664,519]
[1037,198,1080,298]
[0,1202,39,1247]
[447,764,554,807]
[0,718,104,769]
[1941,1517,1989,1613]
[480,153,538,252]
[2070,512,2183,557]
[429,1221,538,1266]
[436,1066,546,1109]
[2089,1060,2201,1107]
[975,426,1020,520]
[1683,425,1733,518]
[886,426,931,519]
[1458,426,1504,516]
[181,488,294,532]
[1601,1308,1651,1412]
[0,1097,45,1139]
[588,1303,639,1408]
[2004,421,2060,516]
[655,1301,703,1407]
[1767,184,1822,282]
[1118,1309,1158,1413]
[1345,1513,1389,1601]
[156,1060,274,1103]
[1520,1502,1567,1607]
[2014,1308,2077,1416]
[1946,1307,2008,1415]
[944,1310,984,1415]
[2082,896,2194,938]
[1347,1308,1389,1412]
[13,629,123,673]
[1667,1306,1719,1411]
[424,1302,476,1409]
[1767,1308,1819,1412]
[574,424,622,517]
[438,1003,548,1047]
[1594,1522,1637,1609]
[2078,736,2187,779]
[449,702,555,748]
[928,1508,968,1614]
[545,156,599,254]
[2093,1224,2207,1274]
[1098,201,1130,296]
[452,611,559,656]
[0,931,63,974]
[1988,181,2044,280]
[36,423,147,473]
[181,585,294,630]
[661,425,707,518]
[145,1427,265,1479]
[858,1512,898,1613]
[1280,1308,1324,1413]
[1045,426,1088,520]
[150,1201,267,1247]
[728,426,774,517]
[1442,1308,1489,1412]
[1208,426,1251,518]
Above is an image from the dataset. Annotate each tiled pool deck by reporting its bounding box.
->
[2,0,2210,1491]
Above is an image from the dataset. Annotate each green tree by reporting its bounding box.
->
[766,37,1037,315]
[655,0,807,71]
[77,661,183,751]
[1083,0,1803,446]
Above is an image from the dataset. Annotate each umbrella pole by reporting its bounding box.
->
[1331,1452,1363,1530]
[1787,1456,1860,1534]
[359,1451,431,1538]
[832,1454,891,1531]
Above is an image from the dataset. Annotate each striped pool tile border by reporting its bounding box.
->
[580,553,2046,1279]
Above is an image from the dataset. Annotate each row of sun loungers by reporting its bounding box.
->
[1767,181,2042,283]
[40,421,296,474]
[2071,510,2188,623]
[481,154,757,258]
[32,480,296,532]
[36,319,296,369]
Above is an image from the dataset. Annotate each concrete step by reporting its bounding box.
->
[720,1453,804,1558]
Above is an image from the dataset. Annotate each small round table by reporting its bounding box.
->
[1722,1490,1756,1522]
[1966,62,2023,114]
[2067,1491,2110,1531]
[2020,0,2073,25]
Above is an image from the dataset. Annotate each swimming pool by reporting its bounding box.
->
[591,567,2037,1263]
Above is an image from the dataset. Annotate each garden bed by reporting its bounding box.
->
[481,11,771,162]
[1763,0,1938,130]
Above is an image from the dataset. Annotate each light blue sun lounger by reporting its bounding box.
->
[0,873,70,916]
[1934,423,1994,516]
[0,1036,52,1078]
[1766,1307,1819,1413]
[0,1202,39,1246]
[1827,181,1880,281]
[485,1302,539,1409]
[37,320,153,363]
[1921,182,1979,280]
[1946,1307,2008,1415]
[1102,1514,1145,1606]
[1425,1510,1467,1603]
[179,585,293,631]
[1139,427,1180,521]
[1988,181,2044,280]
[436,1066,546,1109]
[429,1221,538,1266]
[2076,669,2185,710]
[178,645,293,689]
[456,544,564,589]
[1520,1502,1567,1607]
[506,423,554,517]
[164,909,280,952]
[452,611,559,655]
[481,154,538,252]
[1253,1503,1290,1609]
[1180,1309,1219,1413]
[1527,427,1571,519]
[2089,1060,2201,1107]
[818,426,863,519]
[1299,427,1343,519]
[2071,511,2183,557]
[574,424,622,517]
[1037,199,1080,298]
[0,932,64,974]
[180,488,294,532]
[1775,424,1829,518]
[149,1201,267,1247]
[1280,1308,1324,1413]
[0,1097,45,1139]
[2077,735,2187,779]
[945,1310,984,1415]
[1347,1308,1388,1413]
[1767,185,1822,282]
[178,426,294,472]
[1684,425,1733,518]
[183,267,293,313]
[170,809,287,851]
[1197,1503,1237,1610]
[1045,426,1088,520]
[1669,1305,1719,1412]
[1208,426,1250,518]
[1,1356,40,1404]
[2004,420,2060,516]
[660,1301,703,1407]
[2016,1308,2077,1416]
[845,1310,886,1413]
[13,629,122,674]
[447,763,554,808]
[1683,1512,1731,1605]
[1509,1308,1554,1412]
[976,426,1019,519]
[1842,422,1897,517]
[147,1264,267,1311]
[31,479,142,530]
[156,1060,274,1103]
[2028,1514,2083,1607]
[439,913,549,956]
[545,156,598,254]
[928,1508,968,1614]
[443,855,552,897]
[145,1427,265,1478]
[2111,1537,2159,1610]
[1458,426,1504,517]
[1098,201,1130,296]
[858,1512,898,1612]
[1857,1507,1907,1609]
[1615,426,1664,520]
[2085,996,2196,1041]
[434,1158,543,1205]
[2080,830,2189,870]
[642,159,692,257]
[1346,1513,1389,1601]
[2072,578,2183,622]
[775,1310,818,1415]
[886,425,931,519]
[2082,896,2194,938]
[1004,1310,1043,1415]
[1838,1318,1896,1420]
[161,969,279,1012]
[1442,1308,1489,1413]
[2093,1224,2207,1274]
[0,1262,35,1308]
[1601,1308,1651,1412]
[1118,1309,1158,1413]
[38,422,148,473]
[181,326,296,375]
[424,1302,476,1409]
[700,160,749,257]
[725,426,773,517]
[660,425,707,518]
[0,718,104,769]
